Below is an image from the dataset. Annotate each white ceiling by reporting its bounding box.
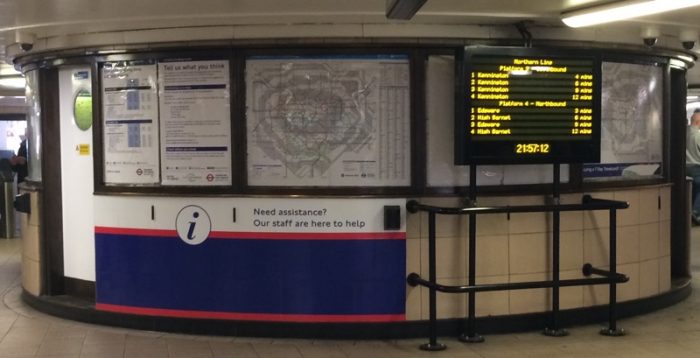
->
[3,0,700,96]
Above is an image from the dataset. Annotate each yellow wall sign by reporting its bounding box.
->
[76,144,90,155]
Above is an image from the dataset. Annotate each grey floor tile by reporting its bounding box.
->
[4,229,700,357]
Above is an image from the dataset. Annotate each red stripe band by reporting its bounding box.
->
[94,226,405,240]
[96,303,405,323]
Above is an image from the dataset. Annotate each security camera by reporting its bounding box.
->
[643,37,657,47]
[680,29,698,50]
[19,43,33,52]
[641,26,661,47]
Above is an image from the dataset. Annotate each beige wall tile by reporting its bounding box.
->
[639,222,660,261]
[509,212,548,235]
[21,224,40,262]
[418,197,462,208]
[476,235,509,277]
[419,278,467,319]
[659,187,671,221]
[583,280,608,307]
[614,190,640,227]
[659,256,671,292]
[583,191,614,229]
[561,270,585,310]
[406,238,420,277]
[616,225,639,265]
[509,233,548,275]
[444,215,470,239]
[659,220,671,257]
[476,213,509,236]
[475,196,509,236]
[405,286,421,321]
[583,228,610,267]
[476,196,510,207]
[19,212,28,232]
[475,275,510,317]
[638,188,660,224]
[617,263,640,302]
[420,237,467,279]
[509,195,546,206]
[417,198,464,239]
[406,210,421,240]
[583,263,638,305]
[639,259,660,298]
[509,272,548,314]
[561,230,584,272]
[560,193,584,232]
[509,195,547,235]
[28,191,41,227]
[22,257,41,296]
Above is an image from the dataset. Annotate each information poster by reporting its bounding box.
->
[102,62,159,184]
[159,60,232,185]
[246,55,411,187]
[457,48,600,164]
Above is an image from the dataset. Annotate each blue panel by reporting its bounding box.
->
[95,233,406,316]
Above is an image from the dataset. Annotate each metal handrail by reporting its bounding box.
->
[408,194,629,350]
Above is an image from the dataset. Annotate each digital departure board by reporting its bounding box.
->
[455,47,601,164]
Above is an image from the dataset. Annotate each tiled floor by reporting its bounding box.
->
[0,233,699,358]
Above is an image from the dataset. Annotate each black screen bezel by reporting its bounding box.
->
[455,46,602,165]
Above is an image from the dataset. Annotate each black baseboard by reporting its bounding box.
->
[63,277,95,301]
[21,279,691,340]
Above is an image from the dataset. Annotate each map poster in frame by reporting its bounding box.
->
[245,55,411,187]
[583,61,663,180]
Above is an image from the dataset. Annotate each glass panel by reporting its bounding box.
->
[584,62,663,181]
[25,70,41,182]
[245,55,411,187]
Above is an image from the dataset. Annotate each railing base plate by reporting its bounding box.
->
[419,343,447,351]
[600,327,625,336]
[458,333,485,343]
[543,327,569,337]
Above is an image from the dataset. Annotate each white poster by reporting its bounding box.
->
[102,62,159,184]
[246,55,411,187]
[159,60,232,185]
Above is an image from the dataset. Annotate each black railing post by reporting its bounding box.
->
[600,208,625,336]
[460,165,484,343]
[406,197,629,349]
[420,211,446,351]
[544,163,568,337]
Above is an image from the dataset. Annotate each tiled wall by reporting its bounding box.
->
[405,186,672,320]
[20,190,41,296]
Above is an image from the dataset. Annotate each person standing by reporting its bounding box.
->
[10,136,27,184]
[687,110,700,225]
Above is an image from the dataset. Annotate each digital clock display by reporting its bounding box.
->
[455,47,601,165]
[515,143,550,154]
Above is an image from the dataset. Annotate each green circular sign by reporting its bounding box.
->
[73,89,93,131]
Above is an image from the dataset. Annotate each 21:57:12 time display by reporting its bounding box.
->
[515,143,550,154]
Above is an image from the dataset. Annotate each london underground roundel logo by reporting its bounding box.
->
[175,205,211,245]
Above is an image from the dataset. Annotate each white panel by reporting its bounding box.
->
[94,196,406,234]
[59,66,95,281]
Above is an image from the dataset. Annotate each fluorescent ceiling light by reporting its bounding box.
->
[562,0,700,28]
[0,76,25,90]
